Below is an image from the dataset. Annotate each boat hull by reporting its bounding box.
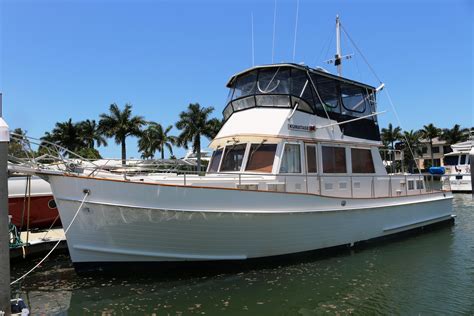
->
[47,175,453,265]
[8,176,61,229]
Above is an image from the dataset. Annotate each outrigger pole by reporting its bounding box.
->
[0,93,11,315]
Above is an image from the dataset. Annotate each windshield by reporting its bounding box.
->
[443,155,459,166]
[220,144,247,172]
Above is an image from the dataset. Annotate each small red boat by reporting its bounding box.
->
[8,175,61,230]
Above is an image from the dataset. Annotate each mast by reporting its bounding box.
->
[325,15,352,76]
[335,15,342,76]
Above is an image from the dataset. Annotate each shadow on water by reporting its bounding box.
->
[10,194,474,315]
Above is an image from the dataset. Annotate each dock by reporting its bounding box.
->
[10,228,67,261]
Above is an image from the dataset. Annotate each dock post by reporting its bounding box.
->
[0,93,11,315]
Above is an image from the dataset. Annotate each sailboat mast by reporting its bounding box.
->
[335,15,342,76]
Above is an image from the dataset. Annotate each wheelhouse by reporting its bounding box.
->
[223,63,380,141]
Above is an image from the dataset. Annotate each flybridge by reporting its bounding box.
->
[222,63,381,141]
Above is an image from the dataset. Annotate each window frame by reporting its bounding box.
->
[305,144,318,174]
[278,142,303,174]
[207,148,224,173]
[350,148,375,174]
[244,143,278,174]
[321,145,348,174]
[219,143,249,173]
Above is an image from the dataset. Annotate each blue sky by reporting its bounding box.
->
[1,0,472,159]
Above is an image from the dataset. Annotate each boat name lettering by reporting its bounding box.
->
[288,124,316,132]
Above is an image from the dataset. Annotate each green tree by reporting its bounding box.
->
[419,123,441,167]
[440,124,469,146]
[41,118,83,153]
[400,130,422,173]
[381,123,402,150]
[78,119,108,149]
[381,123,402,172]
[8,128,29,158]
[98,103,145,165]
[138,122,176,159]
[175,103,221,171]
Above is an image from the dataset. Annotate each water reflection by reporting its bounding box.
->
[11,195,474,315]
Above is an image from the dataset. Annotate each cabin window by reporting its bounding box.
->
[223,103,233,120]
[233,96,256,111]
[311,74,339,110]
[306,145,318,173]
[322,146,347,173]
[291,69,315,113]
[280,144,301,173]
[351,148,375,173]
[220,144,247,172]
[416,180,424,190]
[245,144,277,173]
[232,71,257,100]
[255,95,290,107]
[460,155,466,165]
[408,180,415,190]
[443,155,458,166]
[257,67,290,95]
[341,84,367,114]
[208,148,223,173]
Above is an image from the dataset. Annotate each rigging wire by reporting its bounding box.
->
[10,191,90,286]
[314,27,334,66]
[340,22,422,176]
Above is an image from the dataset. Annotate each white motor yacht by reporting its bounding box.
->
[13,18,454,270]
[442,139,472,192]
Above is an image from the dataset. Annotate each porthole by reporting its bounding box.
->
[48,199,57,209]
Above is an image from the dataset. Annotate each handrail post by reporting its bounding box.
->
[184,173,187,186]
[371,176,375,198]
[284,176,287,192]
[350,176,353,198]
[405,175,408,196]
[305,173,309,193]
[239,173,241,186]
[419,175,422,195]
[318,175,322,195]
[389,176,392,197]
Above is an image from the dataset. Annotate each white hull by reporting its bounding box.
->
[48,175,453,264]
[447,175,472,192]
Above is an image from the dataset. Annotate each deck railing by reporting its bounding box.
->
[9,133,452,199]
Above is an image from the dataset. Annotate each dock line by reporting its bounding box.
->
[10,191,89,285]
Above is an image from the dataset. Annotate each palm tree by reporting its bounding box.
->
[175,103,221,171]
[400,130,422,173]
[42,118,83,153]
[9,128,29,158]
[138,122,176,159]
[78,119,108,149]
[381,123,402,171]
[381,123,402,150]
[419,123,441,167]
[440,124,469,146]
[98,103,145,165]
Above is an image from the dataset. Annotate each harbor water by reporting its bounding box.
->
[10,194,474,315]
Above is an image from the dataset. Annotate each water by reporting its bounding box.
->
[11,194,474,315]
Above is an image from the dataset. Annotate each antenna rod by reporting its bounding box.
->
[251,12,255,66]
[335,15,342,76]
[292,0,299,62]
[272,0,277,63]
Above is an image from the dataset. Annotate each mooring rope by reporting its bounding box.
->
[10,190,89,285]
